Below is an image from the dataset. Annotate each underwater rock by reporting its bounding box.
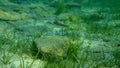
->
[33,36,70,58]
[0,9,28,21]
[0,52,44,68]
[65,2,81,8]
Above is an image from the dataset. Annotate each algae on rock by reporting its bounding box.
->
[0,9,28,21]
[33,36,70,58]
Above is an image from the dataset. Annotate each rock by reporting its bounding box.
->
[33,36,70,58]
[0,53,44,68]
[0,9,28,21]
[65,2,81,8]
